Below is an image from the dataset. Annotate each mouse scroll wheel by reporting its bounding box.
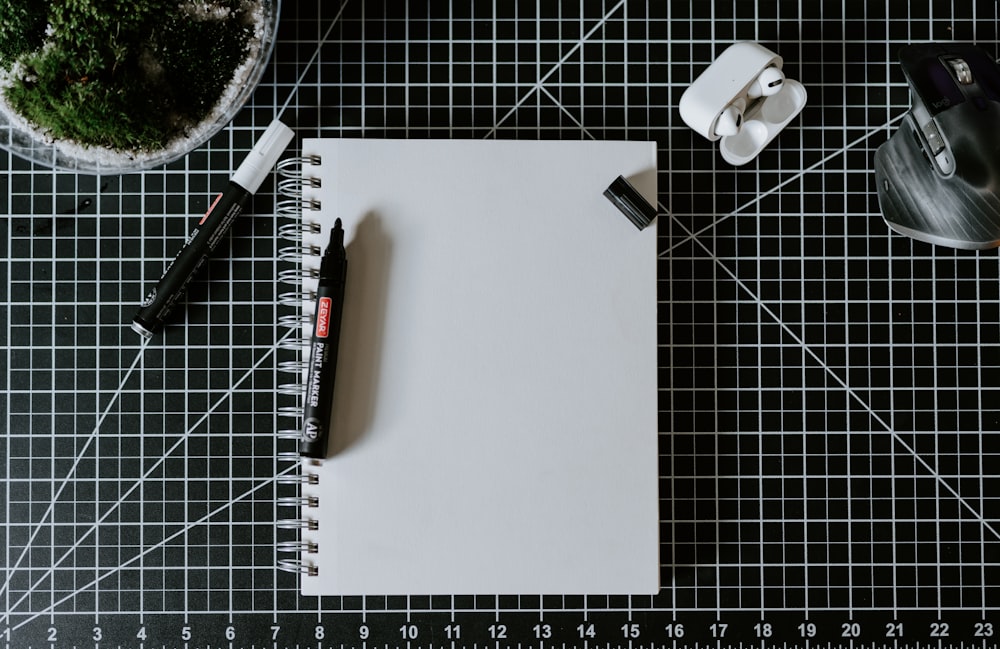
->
[947,58,973,85]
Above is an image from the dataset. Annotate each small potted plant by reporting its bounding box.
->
[0,0,279,173]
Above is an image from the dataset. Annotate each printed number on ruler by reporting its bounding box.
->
[3,611,997,647]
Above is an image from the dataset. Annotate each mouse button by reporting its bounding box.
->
[945,57,973,84]
[921,121,946,156]
[903,57,966,115]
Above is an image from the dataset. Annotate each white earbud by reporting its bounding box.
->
[747,66,786,98]
[713,98,746,137]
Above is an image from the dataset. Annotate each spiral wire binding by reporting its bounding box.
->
[275,155,324,577]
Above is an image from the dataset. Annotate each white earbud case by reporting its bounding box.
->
[679,41,807,166]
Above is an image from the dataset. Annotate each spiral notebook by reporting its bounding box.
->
[276,139,659,595]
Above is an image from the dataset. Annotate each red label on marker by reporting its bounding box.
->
[201,192,223,225]
[316,297,332,338]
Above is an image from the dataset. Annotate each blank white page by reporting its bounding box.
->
[296,139,659,595]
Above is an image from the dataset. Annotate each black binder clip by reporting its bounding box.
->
[604,175,657,230]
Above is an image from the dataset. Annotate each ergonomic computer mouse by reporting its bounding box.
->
[875,43,1000,249]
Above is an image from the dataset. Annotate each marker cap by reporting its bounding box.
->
[232,119,295,194]
[604,175,657,230]
[131,319,154,339]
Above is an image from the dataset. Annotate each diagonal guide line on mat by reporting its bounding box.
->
[276,0,350,121]
[662,113,907,255]
[484,0,628,138]
[545,74,988,534]
[1,3,349,615]
[679,219,1000,544]
[8,465,298,630]
[536,64,999,541]
[659,106,999,541]
[0,336,151,616]
[2,332,296,620]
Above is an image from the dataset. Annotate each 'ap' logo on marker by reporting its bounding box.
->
[303,418,322,442]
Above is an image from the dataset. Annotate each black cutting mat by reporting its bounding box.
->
[1,1,999,647]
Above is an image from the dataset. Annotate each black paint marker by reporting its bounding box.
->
[131,119,295,339]
[300,218,348,460]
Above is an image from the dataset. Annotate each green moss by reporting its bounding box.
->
[150,12,253,118]
[0,0,49,65]
[5,44,171,150]
[0,0,258,152]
